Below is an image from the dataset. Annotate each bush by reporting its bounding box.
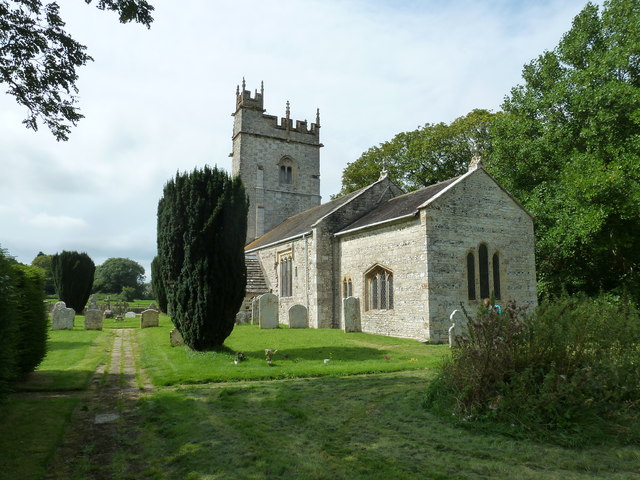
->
[424,295,640,445]
[12,265,48,377]
[0,248,18,398]
[51,251,95,312]
[157,165,247,350]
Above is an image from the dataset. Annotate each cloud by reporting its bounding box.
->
[27,213,89,230]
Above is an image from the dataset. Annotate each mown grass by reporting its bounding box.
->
[138,321,449,386]
[133,371,640,480]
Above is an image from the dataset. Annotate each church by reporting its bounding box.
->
[233,81,537,343]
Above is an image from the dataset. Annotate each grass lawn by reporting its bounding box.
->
[134,372,640,480]
[138,321,450,385]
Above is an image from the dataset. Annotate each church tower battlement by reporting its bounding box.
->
[231,79,322,244]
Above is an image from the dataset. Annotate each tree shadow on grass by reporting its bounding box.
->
[239,346,383,362]
[15,369,95,392]
[47,340,95,352]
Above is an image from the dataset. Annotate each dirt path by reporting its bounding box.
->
[46,328,153,479]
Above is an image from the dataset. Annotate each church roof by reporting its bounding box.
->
[245,185,370,251]
[336,175,461,235]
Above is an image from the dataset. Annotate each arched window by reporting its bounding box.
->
[479,244,490,299]
[466,252,476,300]
[278,157,296,186]
[492,252,501,300]
[342,276,353,298]
[365,266,393,311]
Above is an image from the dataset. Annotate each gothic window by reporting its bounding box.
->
[466,252,476,300]
[278,157,296,186]
[365,266,393,311]
[479,243,490,299]
[492,252,501,300]
[342,276,353,298]
[279,255,292,297]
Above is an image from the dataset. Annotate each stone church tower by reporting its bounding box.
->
[231,80,322,244]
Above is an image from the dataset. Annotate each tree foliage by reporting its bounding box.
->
[93,257,145,297]
[31,252,55,294]
[157,166,248,350]
[0,247,17,397]
[338,109,494,195]
[0,0,154,140]
[150,255,167,313]
[51,250,95,312]
[487,0,640,301]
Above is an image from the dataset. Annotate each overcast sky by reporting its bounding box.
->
[0,0,592,280]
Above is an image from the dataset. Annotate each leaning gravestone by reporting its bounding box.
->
[235,311,250,325]
[448,309,467,348]
[258,293,278,329]
[51,301,75,330]
[343,296,361,333]
[124,311,137,318]
[289,304,308,329]
[251,295,260,325]
[140,309,160,328]
[169,328,184,347]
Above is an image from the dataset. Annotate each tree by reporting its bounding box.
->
[338,109,495,195]
[51,250,95,312]
[487,0,640,301]
[150,255,167,313]
[31,252,55,295]
[0,0,154,141]
[93,257,145,297]
[0,247,17,397]
[157,166,248,350]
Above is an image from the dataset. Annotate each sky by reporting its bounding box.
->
[0,0,593,280]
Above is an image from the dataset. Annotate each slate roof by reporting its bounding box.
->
[336,175,461,235]
[245,186,368,251]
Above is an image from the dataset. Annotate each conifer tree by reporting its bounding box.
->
[51,251,95,312]
[150,255,167,313]
[157,166,248,350]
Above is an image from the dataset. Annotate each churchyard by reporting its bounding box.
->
[1,313,639,480]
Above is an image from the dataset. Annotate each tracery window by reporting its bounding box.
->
[279,165,292,184]
[365,266,393,311]
[278,156,296,186]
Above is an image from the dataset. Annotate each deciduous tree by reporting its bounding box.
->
[0,0,154,140]
[93,257,145,297]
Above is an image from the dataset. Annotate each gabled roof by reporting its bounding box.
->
[335,175,461,236]
[245,180,383,251]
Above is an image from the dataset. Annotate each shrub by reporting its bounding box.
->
[424,295,640,445]
[0,248,18,397]
[12,264,48,377]
[51,251,95,312]
[157,165,248,350]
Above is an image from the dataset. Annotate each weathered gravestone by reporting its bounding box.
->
[258,293,278,329]
[343,296,361,333]
[251,295,260,325]
[448,309,468,348]
[140,309,160,328]
[169,328,184,346]
[83,295,102,330]
[51,301,75,330]
[124,311,137,319]
[288,304,308,329]
[235,311,251,325]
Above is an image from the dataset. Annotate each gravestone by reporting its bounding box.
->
[124,311,137,318]
[148,303,158,310]
[235,311,250,325]
[84,297,103,330]
[288,304,308,329]
[103,310,114,319]
[448,309,467,348]
[258,293,278,329]
[140,309,160,328]
[169,328,184,346]
[51,301,75,330]
[251,295,260,325]
[343,296,361,333]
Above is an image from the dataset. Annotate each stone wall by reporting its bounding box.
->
[424,169,537,342]
[338,217,429,340]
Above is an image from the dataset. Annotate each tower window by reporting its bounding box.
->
[279,165,292,184]
[365,266,393,311]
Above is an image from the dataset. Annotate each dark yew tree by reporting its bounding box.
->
[0,0,154,140]
[51,250,95,312]
[487,0,640,301]
[0,247,17,397]
[157,166,248,350]
[150,255,167,313]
